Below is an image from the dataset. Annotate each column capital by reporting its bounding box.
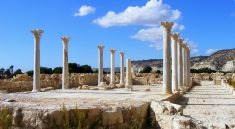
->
[61,36,70,44]
[31,29,44,38]
[97,45,105,50]
[171,33,180,40]
[161,22,174,31]
[110,49,116,54]
[120,51,125,56]
[182,43,186,48]
[178,38,184,45]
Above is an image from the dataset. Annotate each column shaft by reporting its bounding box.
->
[171,33,179,92]
[119,52,125,86]
[110,49,116,86]
[97,45,104,86]
[125,59,132,88]
[182,44,187,87]
[178,39,184,89]
[187,48,191,87]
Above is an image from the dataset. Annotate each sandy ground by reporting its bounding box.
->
[0,85,170,110]
[177,85,235,128]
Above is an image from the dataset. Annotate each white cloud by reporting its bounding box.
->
[74,5,96,16]
[205,49,220,55]
[94,0,181,27]
[131,23,184,50]
[131,27,163,50]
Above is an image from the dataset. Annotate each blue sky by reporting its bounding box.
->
[0,0,234,71]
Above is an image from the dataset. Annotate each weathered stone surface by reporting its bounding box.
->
[172,116,191,129]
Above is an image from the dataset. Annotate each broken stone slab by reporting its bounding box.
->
[150,101,183,115]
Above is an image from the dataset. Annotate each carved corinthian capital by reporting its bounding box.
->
[171,33,180,40]
[161,22,174,31]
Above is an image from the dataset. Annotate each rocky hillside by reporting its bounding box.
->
[132,48,235,71]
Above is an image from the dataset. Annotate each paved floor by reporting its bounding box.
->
[177,85,235,128]
[0,85,170,110]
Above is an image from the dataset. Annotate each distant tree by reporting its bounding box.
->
[79,65,93,73]
[9,65,14,75]
[191,68,216,73]
[4,69,11,78]
[26,70,34,77]
[155,70,161,74]
[0,68,5,79]
[40,67,53,74]
[140,66,152,73]
[190,69,198,73]
[69,63,79,73]
[53,67,62,74]
[13,69,23,76]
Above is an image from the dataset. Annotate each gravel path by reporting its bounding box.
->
[177,85,235,128]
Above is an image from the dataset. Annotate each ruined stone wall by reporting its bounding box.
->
[0,73,234,92]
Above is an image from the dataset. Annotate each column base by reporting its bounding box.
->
[32,89,41,92]
[117,83,125,88]
[162,90,172,95]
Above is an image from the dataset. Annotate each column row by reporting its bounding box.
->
[97,46,132,89]
[161,22,191,94]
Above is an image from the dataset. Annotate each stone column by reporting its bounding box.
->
[177,38,184,89]
[125,59,132,89]
[171,33,180,92]
[182,43,187,87]
[97,45,105,86]
[61,36,70,90]
[161,22,174,94]
[110,49,116,86]
[119,51,125,87]
[32,29,44,92]
[187,46,191,87]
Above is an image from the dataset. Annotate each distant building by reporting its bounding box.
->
[222,60,235,72]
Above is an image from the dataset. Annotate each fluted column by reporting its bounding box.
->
[178,38,184,89]
[97,45,105,86]
[171,33,180,92]
[110,49,116,86]
[32,29,44,92]
[61,36,70,90]
[125,59,132,89]
[119,52,125,86]
[161,22,174,94]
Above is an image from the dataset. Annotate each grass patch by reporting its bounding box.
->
[228,79,235,88]
[0,107,13,129]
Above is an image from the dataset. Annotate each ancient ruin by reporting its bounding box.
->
[0,21,235,129]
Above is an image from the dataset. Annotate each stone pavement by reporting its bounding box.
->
[177,85,235,128]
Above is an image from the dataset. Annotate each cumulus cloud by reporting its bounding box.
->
[205,49,220,55]
[94,0,181,27]
[131,27,163,50]
[74,5,96,16]
[131,23,185,50]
